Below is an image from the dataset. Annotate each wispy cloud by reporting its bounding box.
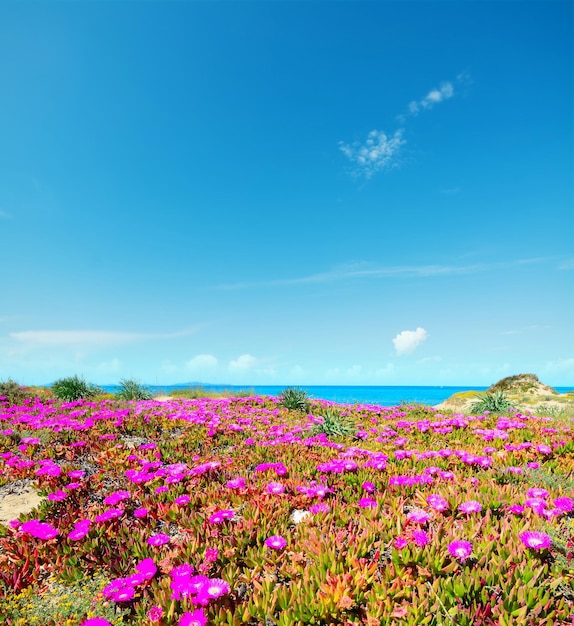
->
[9,328,197,348]
[341,74,468,178]
[501,325,551,336]
[339,129,406,178]
[0,210,12,219]
[558,259,574,270]
[186,354,218,370]
[407,82,454,115]
[216,257,547,290]
[393,327,428,356]
[229,354,258,370]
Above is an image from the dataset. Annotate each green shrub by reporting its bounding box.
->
[116,378,153,401]
[487,373,543,393]
[51,376,102,402]
[278,387,311,412]
[311,407,356,438]
[470,390,513,414]
[0,379,33,406]
[0,572,129,625]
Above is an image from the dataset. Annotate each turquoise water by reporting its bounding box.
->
[101,384,573,407]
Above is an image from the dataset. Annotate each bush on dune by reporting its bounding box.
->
[51,375,102,402]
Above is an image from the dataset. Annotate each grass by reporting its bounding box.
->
[167,385,255,399]
[0,391,573,625]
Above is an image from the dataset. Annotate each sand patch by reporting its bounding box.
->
[0,481,45,527]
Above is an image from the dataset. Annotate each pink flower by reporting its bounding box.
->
[266,481,286,494]
[554,497,574,513]
[427,494,449,512]
[204,547,219,562]
[226,477,246,489]
[174,495,191,506]
[448,540,473,561]
[362,481,376,493]
[170,563,195,578]
[407,510,431,524]
[309,503,330,514]
[458,500,482,514]
[358,497,377,509]
[178,609,207,626]
[135,557,157,580]
[68,522,90,541]
[147,606,163,622]
[147,533,170,546]
[111,584,135,602]
[48,490,68,502]
[133,507,149,518]
[20,519,58,540]
[412,529,430,546]
[525,498,546,514]
[94,508,124,523]
[519,531,552,550]
[394,536,408,549]
[81,619,112,626]
[526,488,549,499]
[104,490,131,506]
[264,535,287,550]
[204,577,230,599]
[208,509,234,524]
[507,504,525,515]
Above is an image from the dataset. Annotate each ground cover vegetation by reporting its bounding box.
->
[0,383,573,625]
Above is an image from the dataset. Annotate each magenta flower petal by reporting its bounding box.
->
[136,557,157,579]
[358,497,377,508]
[148,533,170,546]
[20,519,58,540]
[519,531,552,550]
[554,497,574,512]
[178,609,208,626]
[458,500,482,514]
[81,619,112,626]
[427,494,449,511]
[412,529,430,546]
[264,535,287,550]
[448,540,473,561]
[204,577,231,599]
[147,606,163,622]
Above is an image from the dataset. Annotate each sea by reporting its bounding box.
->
[101,384,573,407]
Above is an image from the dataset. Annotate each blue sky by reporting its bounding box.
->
[1,0,572,387]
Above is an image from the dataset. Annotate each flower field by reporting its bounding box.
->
[0,393,573,625]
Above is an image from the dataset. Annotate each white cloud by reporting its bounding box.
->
[217,257,548,290]
[339,129,405,178]
[542,358,574,375]
[416,355,442,365]
[96,358,122,374]
[229,354,258,370]
[408,82,454,115]
[10,330,140,347]
[393,327,428,356]
[558,259,574,270]
[9,328,197,348]
[186,354,218,370]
